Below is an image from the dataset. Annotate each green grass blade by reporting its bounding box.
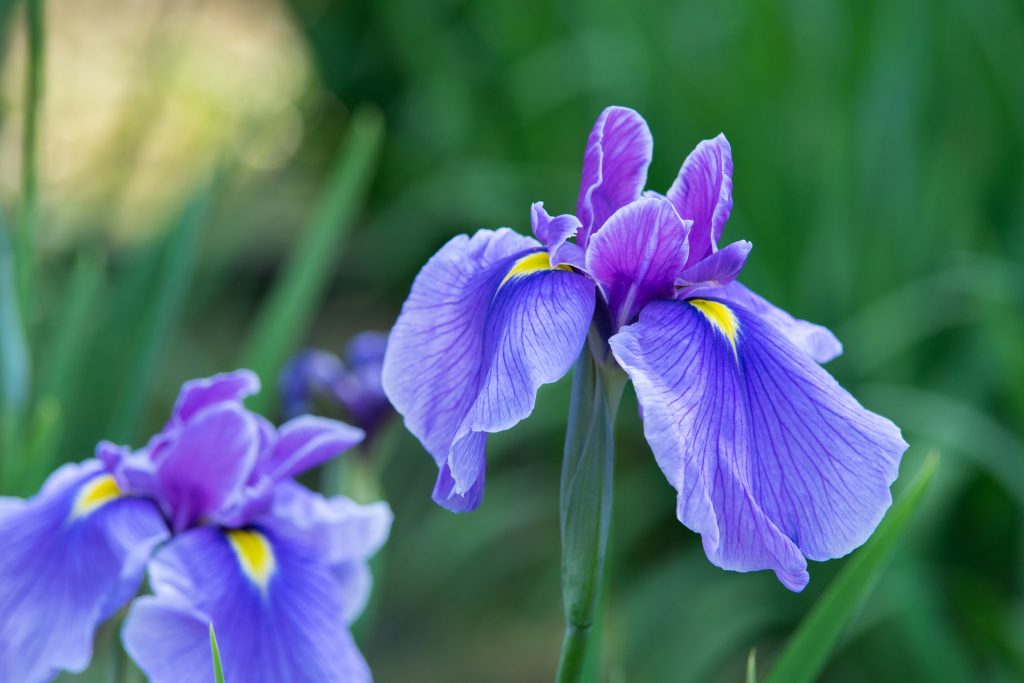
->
[762,453,939,683]
[746,648,757,683]
[0,208,30,488]
[241,108,384,415]
[15,0,44,330]
[210,623,225,683]
[106,176,217,442]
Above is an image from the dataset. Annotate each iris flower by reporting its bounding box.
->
[383,106,907,590]
[0,370,391,682]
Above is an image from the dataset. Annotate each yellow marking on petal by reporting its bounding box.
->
[689,299,740,358]
[71,475,122,519]
[499,251,571,288]
[227,529,277,590]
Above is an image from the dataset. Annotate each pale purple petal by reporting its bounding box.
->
[154,403,261,531]
[170,369,260,425]
[585,197,691,329]
[123,526,371,683]
[718,282,843,363]
[0,461,168,682]
[531,201,583,268]
[383,228,594,511]
[576,106,653,249]
[609,299,906,591]
[676,240,752,289]
[667,134,734,267]
[261,415,364,482]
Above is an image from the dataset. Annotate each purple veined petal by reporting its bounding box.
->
[170,369,260,426]
[667,134,734,267]
[585,197,691,330]
[123,525,373,683]
[530,201,583,268]
[609,298,906,591]
[576,106,653,250]
[383,228,594,512]
[675,240,752,289]
[0,460,168,683]
[155,403,261,532]
[260,415,364,482]
[717,281,843,363]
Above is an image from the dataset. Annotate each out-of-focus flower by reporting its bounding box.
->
[0,370,391,682]
[382,106,906,590]
[280,332,393,444]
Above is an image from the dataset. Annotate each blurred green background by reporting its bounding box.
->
[1,0,1022,681]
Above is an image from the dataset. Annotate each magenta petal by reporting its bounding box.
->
[676,240,752,289]
[718,282,843,363]
[585,197,691,329]
[609,299,906,591]
[155,404,261,531]
[383,228,594,511]
[667,134,734,267]
[576,107,653,249]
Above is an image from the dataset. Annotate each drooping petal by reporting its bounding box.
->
[260,415,364,482]
[530,202,584,268]
[154,403,261,531]
[585,197,691,329]
[576,106,653,249]
[676,240,752,289]
[0,461,168,683]
[383,228,594,511]
[123,525,372,683]
[609,299,906,591]
[717,282,843,363]
[667,134,734,267]
[170,369,260,426]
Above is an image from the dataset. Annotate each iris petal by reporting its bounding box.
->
[609,299,906,591]
[667,134,734,267]
[0,461,167,683]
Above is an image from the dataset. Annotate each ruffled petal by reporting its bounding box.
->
[0,461,168,683]
[383,228,594,511]
[123,525,372,683]
[154,403,261,531]
[667,134,734,267]
[676,240,751,289]
[585,197,691,329]
[718,282,843,363]
[170,369,260,426]
[576,106,653,249]
[262,415,364,481]
[530,202,584,268]
[609,299,906,591]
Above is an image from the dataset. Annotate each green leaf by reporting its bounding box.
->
[241,107,384,416]
[746,648,757,683]
[210,623,225,683]
[0,208,30,490]
[762,452,939,683]
[106,176,218,443]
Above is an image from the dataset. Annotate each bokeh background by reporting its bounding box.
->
[1,0,1022,680]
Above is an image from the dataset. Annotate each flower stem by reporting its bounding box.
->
[557,348,624,682]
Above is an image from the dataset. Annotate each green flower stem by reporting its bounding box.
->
[17,0,45,327]
[557,345,625,683]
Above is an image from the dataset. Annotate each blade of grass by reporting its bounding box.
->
[106,176,218,443]
[16,0,44,330]
[241,108,383,416]
[762,452,939,683]
[746,649,757,683]
[210,623,225,683]
[0,207,30,490]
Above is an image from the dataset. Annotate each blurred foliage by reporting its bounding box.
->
[0,0,1022,681]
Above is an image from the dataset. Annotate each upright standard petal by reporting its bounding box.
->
[667,134,734,267]
[123,525,372,683]
[170,369,260,426]
[609,299,906,591]
[718,282,843,363]
[0,461,168,683]
[576,107,653,249]
[586,197,690,329]
[383,228,594,511]
[261,415,365,482]
[676,240,752,289]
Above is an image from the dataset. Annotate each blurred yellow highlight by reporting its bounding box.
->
[227,528,277,590]
[71,474,122,518]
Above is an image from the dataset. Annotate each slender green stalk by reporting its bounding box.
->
[0,211,29,489]
[210,623,226,683]
[17,0,44,325]
[557,348,625,682]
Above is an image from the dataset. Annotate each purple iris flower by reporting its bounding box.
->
[280,331,393,443]
[382,106,907,591]
[0,370,391,682]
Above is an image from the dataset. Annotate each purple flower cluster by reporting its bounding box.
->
[0,370,390,683]
[383,106,907,591]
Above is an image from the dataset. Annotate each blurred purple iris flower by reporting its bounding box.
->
[382,106,907,591]
[0,370,390,682]
[280,331,393,444]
